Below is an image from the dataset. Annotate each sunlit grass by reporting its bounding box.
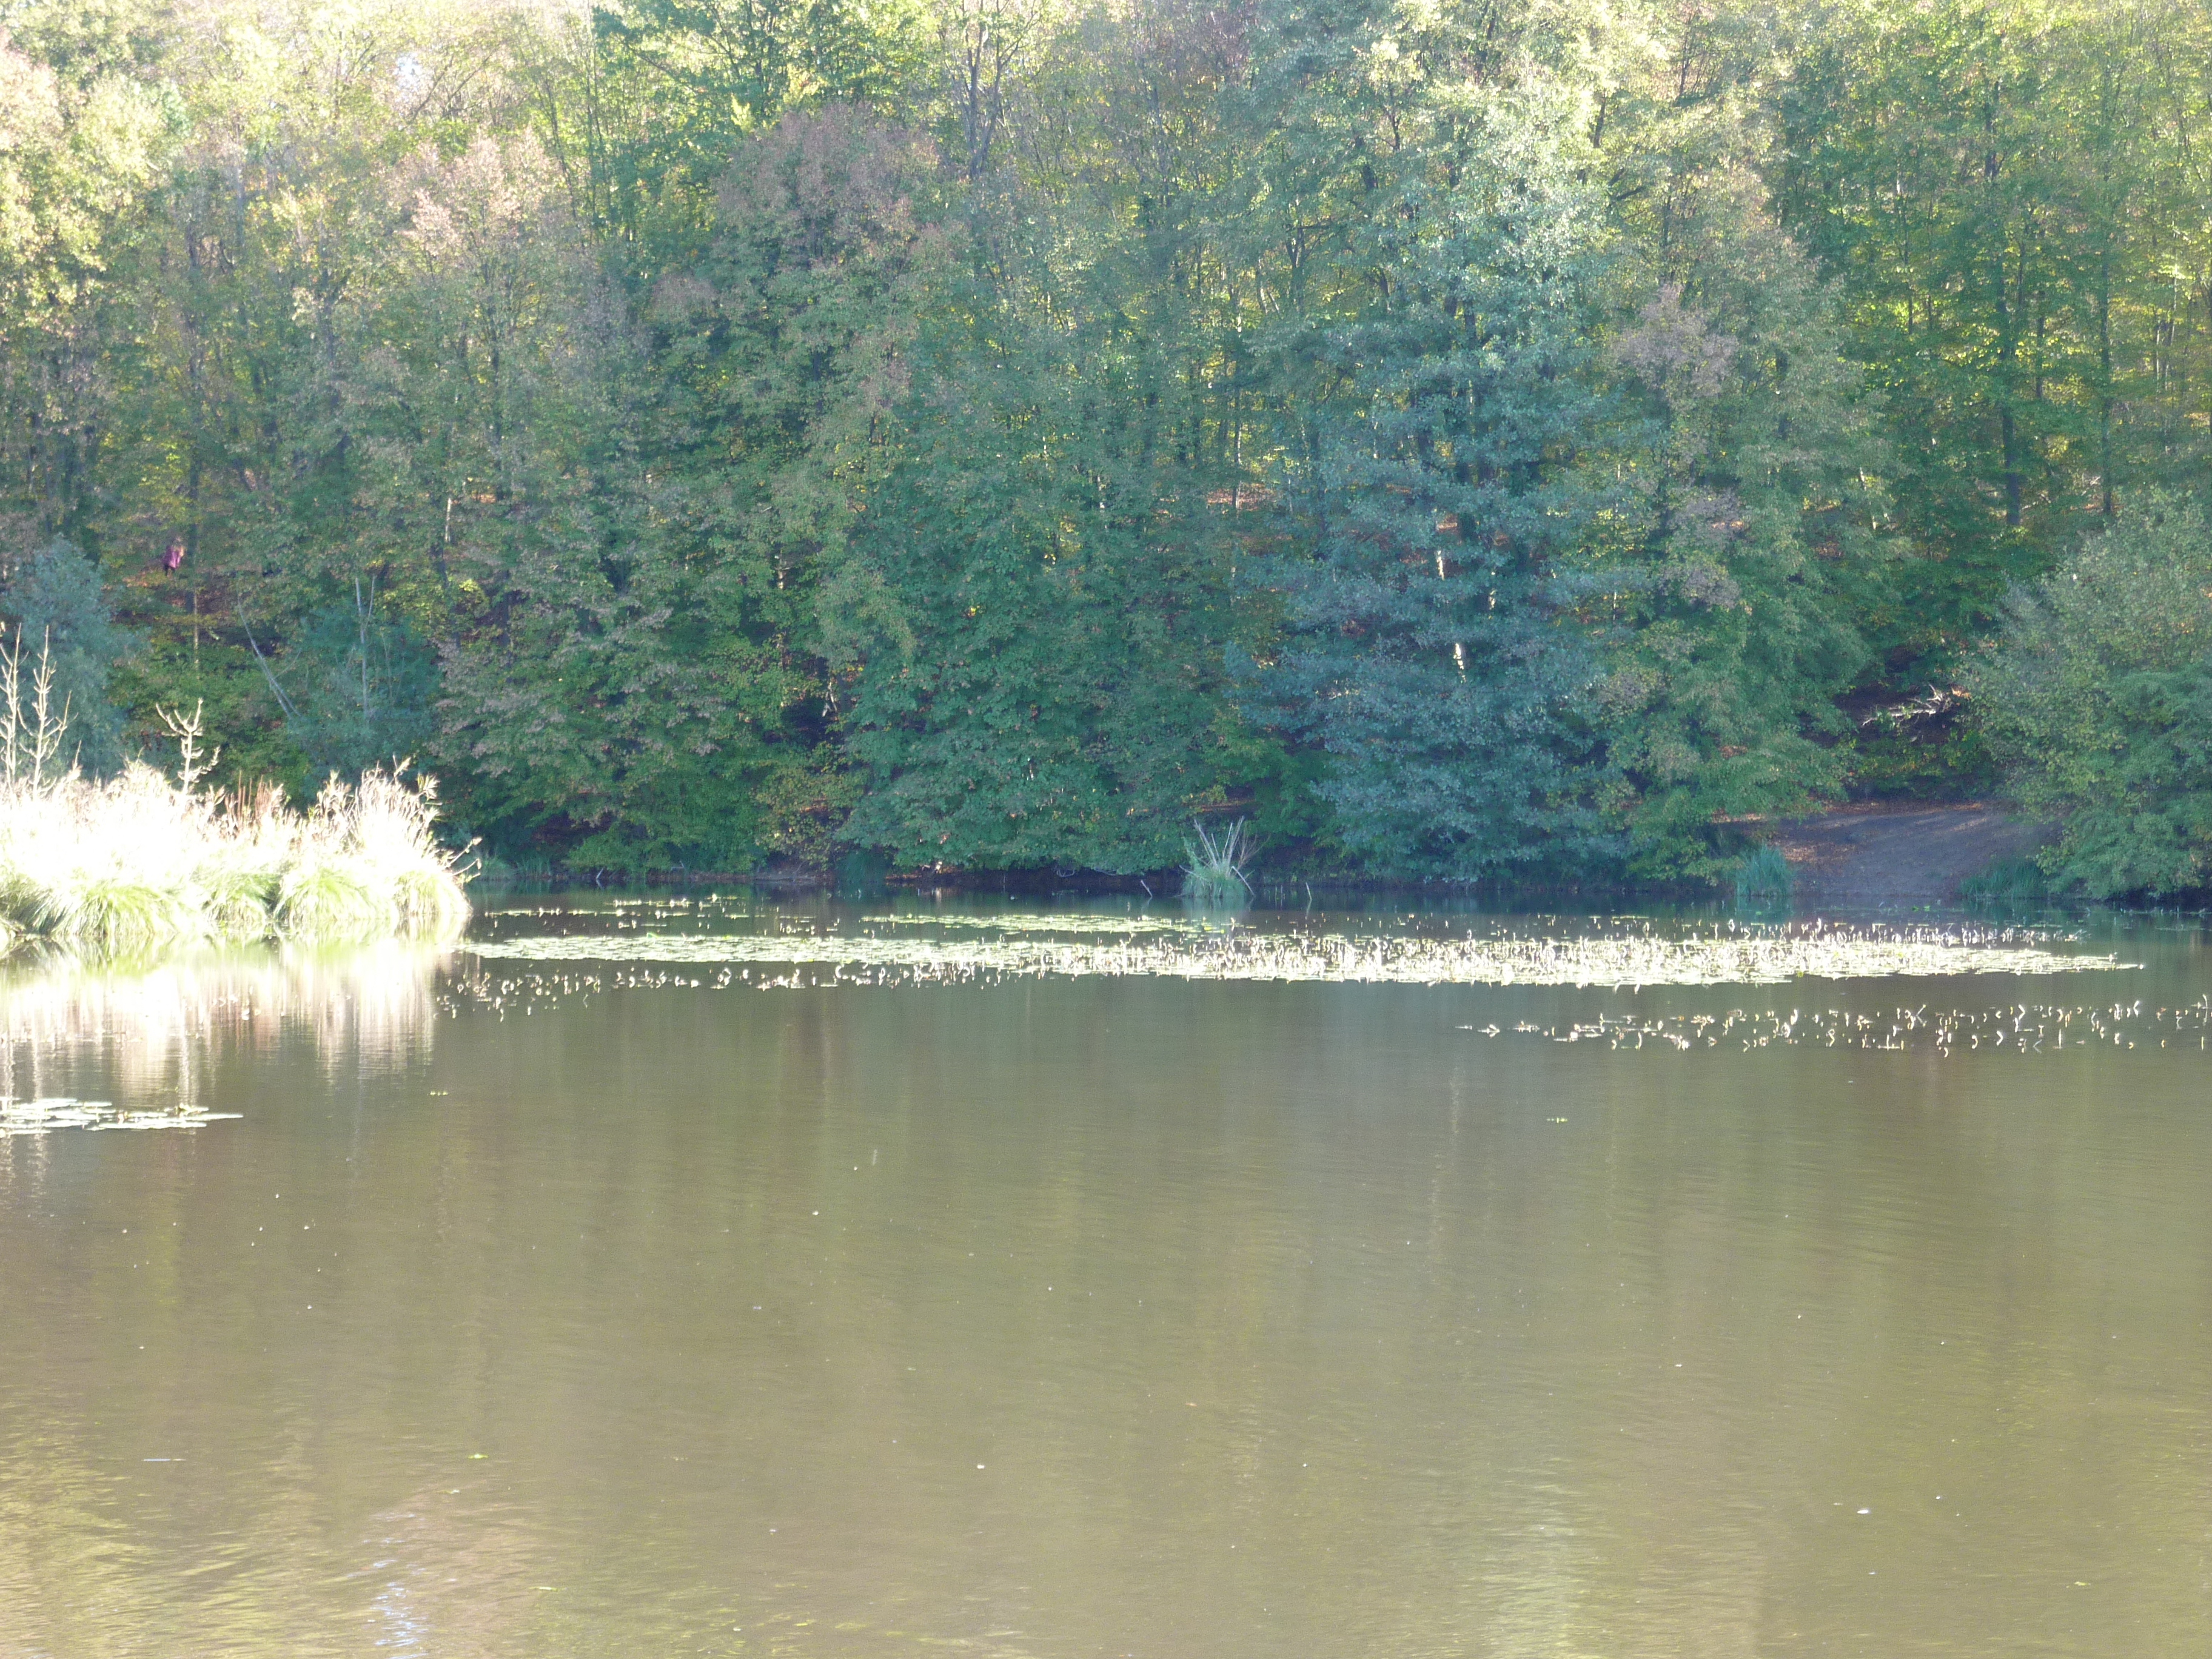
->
[0,765,469,960]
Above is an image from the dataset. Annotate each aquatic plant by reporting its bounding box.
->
[469,916,2125,987]
[1181,818,1253,908]
[0,679,469,959]
[276,858,387,942]
[1733,844,1795,910]
[1960,856,2058,906]
[36,876,194,960]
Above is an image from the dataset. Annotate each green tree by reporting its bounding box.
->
[1771,0,2212,685]
[1967,495,2212,899]
[0,537,131,773]
[1594,166,1886,877]
[1242,89,1619,876]
[830,192,1244,871]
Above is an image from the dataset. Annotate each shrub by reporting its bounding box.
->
[1966,495,2212,899]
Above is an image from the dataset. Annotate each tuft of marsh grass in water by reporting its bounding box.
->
[1733,844,1795,911]
[277,858,387,942]
[1961,856,2059,905]
[0,710,469,961]
[1181,818,1253,908]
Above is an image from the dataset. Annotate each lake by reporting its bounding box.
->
[3,898,2208,1656]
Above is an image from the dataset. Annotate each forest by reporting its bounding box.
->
[4,0,2211,891]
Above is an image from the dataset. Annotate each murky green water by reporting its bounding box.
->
[4,900,2210,1657]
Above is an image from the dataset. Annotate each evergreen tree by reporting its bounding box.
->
[1245,90,1617,876]
[0,538,132,774]
[830,187,1243,872]
[1594,169,1887,877]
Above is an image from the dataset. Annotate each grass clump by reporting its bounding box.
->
[1732,843,1795,911]
[1181,817,1253,909]
[1960,856,2060,906]
[276,859,387,942]
[0,764,469,960]
[0,682,469,961]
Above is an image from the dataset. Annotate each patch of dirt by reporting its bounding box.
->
[1766,802,2054,913]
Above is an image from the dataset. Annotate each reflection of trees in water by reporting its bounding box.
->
[0,943,447,1106]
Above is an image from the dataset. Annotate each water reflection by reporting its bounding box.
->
[5,908,2212,1655]
[0,942,446,1114]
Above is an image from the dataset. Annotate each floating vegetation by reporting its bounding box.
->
[431,962,2212,1062]
[866,913,1206,936]
[466,917,2124,988]
[433,957,2212,1067]
[476,905,1213,938]
[1,1097,239,1135]
[1458,996,2211,1057]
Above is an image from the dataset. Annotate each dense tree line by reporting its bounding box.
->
[2,0,2208,883]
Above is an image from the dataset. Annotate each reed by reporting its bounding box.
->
[1732,844,1795,911]
[1960,856,2057,905]
[1181,817,1253,908]
[0,656,468,960]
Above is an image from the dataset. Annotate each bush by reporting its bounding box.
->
[1966,495,2212,899]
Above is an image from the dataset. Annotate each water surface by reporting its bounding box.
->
[3,903,2208,1656]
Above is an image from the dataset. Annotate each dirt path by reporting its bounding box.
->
[1766,802,2053,913]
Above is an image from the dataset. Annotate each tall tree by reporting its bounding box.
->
[1771,0,2212,686]
[1242,84,1619,876]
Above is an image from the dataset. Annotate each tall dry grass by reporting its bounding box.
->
[0,644,468,959]
[0,764,471,959]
